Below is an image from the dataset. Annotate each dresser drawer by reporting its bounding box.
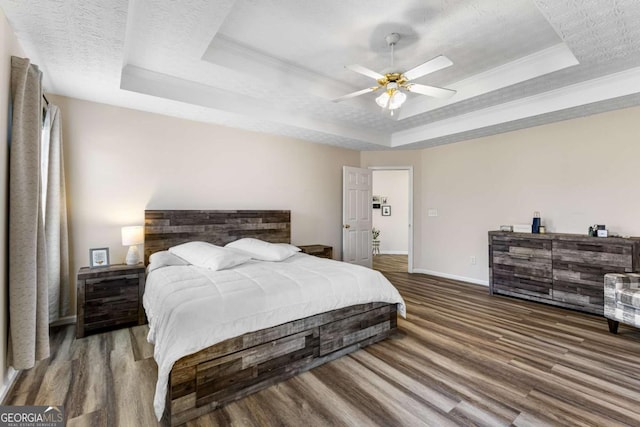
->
[552,240,633,269]
[552,240,634,314]
[491,235,552,299]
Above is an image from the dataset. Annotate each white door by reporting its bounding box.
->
[342,166,372,268]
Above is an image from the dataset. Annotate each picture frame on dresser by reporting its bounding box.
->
[89,247,110,267]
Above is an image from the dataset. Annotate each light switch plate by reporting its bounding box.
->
[428,209,438,217]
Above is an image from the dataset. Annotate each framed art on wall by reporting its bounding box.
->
[90,247,110,268]
[381,205,391,216]
[372,195,381,209]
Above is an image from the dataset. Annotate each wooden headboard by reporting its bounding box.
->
[144,210,291,264]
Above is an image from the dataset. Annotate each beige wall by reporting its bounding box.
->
[0,9,25,398]
[372,170,409,254]
[365,106,640,285]
[51,94,360,311]
[419,106,640,283]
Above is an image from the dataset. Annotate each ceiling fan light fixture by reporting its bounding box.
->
[376,82,407,111]
[389,90,406,110]
[375,91,390,108]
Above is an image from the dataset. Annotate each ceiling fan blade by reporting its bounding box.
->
[403,55,453,81]
[346,64,385,81]
[332,87,379,102]
[405,83,456,99]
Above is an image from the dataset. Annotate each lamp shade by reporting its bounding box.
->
[121,225,144,246]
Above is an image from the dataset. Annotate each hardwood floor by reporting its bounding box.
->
[5,271,640,426]
[373,254,408,273]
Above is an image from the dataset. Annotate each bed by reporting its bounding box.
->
[143,210,406,426]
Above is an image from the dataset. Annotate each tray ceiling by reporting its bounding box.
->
[2,0,640,150]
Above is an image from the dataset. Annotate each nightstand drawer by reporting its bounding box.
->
[85,297,138,312]
[85,276,139,300]
[77,264,146,338]
[84,315,138,333]
[85,307,138,324]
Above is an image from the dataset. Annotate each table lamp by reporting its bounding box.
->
[121,225,144,265]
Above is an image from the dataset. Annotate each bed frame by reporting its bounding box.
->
[144,210,398,426]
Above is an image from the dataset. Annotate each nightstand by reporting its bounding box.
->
[76,263,146,338]
[298,245,333,259]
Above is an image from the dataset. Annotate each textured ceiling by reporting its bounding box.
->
[2,0,640,151]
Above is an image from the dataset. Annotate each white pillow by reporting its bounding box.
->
[147,250,189,273]
[226,238,298,261]
[168,241,251,271]
[274,243,301,252]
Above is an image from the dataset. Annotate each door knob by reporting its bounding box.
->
[344,224,351,229]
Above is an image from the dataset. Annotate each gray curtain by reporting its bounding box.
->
[43,105,70,322]
[9,56,50,369]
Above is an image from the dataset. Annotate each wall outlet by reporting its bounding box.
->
[470,256,476,265]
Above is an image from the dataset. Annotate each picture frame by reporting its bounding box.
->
[381,205,391,216]
[89,247,110,268]
[372,195,381,209]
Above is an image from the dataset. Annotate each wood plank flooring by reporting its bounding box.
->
[373,254,408,273]
[5,271,640,426]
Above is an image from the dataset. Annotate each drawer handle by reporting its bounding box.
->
[510,254,532,259]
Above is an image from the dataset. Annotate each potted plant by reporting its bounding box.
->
[372,228,381,255]
[372,227,380,241]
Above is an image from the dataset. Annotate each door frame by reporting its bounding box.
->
[369,166,414,273]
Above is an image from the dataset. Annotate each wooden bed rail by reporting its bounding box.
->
[163,302,398,426]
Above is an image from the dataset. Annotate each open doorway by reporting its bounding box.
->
[370,167,413,273]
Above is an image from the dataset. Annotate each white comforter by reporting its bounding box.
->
[144,253,406,420]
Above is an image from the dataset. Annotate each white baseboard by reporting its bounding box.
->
[412,268,489,287]
[379,250,409,255]
[0,367,18,404]
[50,315,77,327]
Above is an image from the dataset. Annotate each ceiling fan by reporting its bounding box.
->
[333,33,456,114]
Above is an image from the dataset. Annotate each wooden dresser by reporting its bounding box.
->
[76,263,146,338]
[488,231,640,315]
